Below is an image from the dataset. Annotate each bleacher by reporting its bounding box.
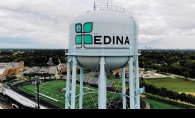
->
[88,78,98,85]
[4,89,47,109]
[69,75,114,88]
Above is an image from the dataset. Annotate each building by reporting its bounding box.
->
[113,66,142,78]
[0,61,24,78]
[57,63,67,73]
[57,63,81,73]
[22,67,56,77]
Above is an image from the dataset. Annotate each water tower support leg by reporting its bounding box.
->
[122,67,126,109]
[129,57,135,109]
[79,67,84,109]
[98,57,106,109]
[71,56,77,109]
[65,56,71,109]
[135,55,140,109]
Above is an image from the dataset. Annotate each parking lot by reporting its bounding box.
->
[140,70,167,78]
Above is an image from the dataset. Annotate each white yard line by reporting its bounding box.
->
[75,85,95,90]
[34,92,58,102]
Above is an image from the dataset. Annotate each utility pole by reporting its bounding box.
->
[94,1,95,10]
[35,76,40,109]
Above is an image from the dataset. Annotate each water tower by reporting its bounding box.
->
[65,5,143,109]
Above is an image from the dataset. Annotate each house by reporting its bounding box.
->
[113,66,142,78]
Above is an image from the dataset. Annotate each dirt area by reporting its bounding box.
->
[178,92,195,96]
[152,73,163,77]
[175,99,195,107]
[140,70,167,78]
[140,94,146,98]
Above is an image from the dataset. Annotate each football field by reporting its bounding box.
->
[18,80,121,109]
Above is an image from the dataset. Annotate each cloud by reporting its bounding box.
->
[0,0,195,49]
[0,0,91,49]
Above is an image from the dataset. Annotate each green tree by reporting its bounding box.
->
[172,92,179,101]
[169,63,181,75]
[179,92,187,103]
[186,94,194,104]
[183,72,190,79]
[139,62,145,68]
[167,90,174,100]
[159,87,167,99]
[151,64,159,70]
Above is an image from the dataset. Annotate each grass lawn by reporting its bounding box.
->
[143,77,195,94]
[142,76,195,109]
[142,97,182,109]
[18,80,121,109]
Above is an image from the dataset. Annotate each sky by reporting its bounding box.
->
[0,0,195,49]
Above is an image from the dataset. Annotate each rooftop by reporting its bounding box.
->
[0,62,23,70]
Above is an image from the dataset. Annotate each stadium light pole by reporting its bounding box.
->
[35,76,40,109]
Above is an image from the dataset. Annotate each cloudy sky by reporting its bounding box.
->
[0,0,195,49]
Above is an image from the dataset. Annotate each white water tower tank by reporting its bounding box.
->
[68,6,138,71]
[66,5,141,109]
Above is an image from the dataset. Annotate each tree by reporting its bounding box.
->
[159,66,168,73]
[52,56,59,65]
[167,90,174,100]
[159,87,167,99]
[156,88,161,97]
[183,72,190,79]
[179,92,187,103]
[139,62,145,68]
[172,92,179,101]
[140,81,147,88]
[168,63,181,75]
[6,75,17,81]
[151,64,159,70]
[186,94,194,104]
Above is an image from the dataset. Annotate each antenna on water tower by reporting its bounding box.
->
[107,0,108,9]
[94,0,96,11]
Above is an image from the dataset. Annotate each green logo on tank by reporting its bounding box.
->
[75,22,93,46]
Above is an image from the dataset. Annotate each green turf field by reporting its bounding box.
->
[143,77,195,93]
[18,80,121,109]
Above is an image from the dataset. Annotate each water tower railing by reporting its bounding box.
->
[95,5,139,26]
[94,5,139,48]
[95,5,125,13]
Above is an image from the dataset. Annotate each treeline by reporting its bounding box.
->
[140,80,195,105]
[0,75,17,83]
[0,49,66,66]
[139,50,195,78]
